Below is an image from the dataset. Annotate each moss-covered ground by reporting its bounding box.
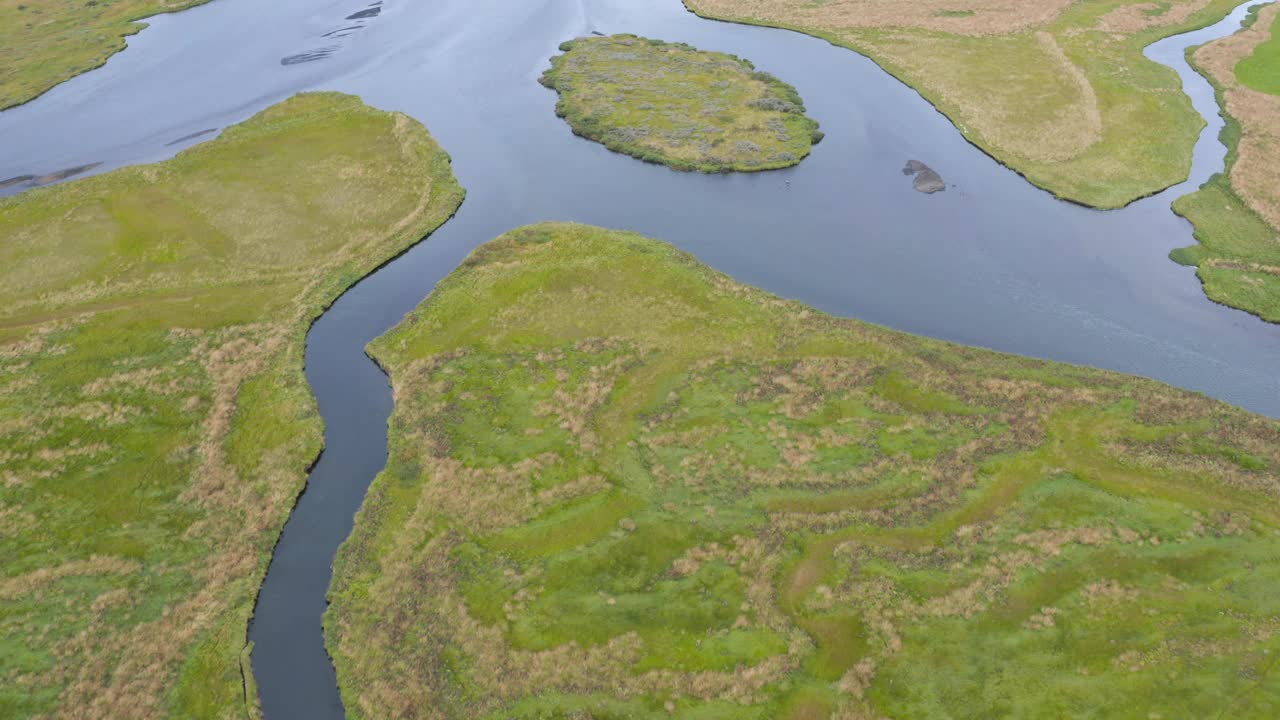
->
[0,92,463,718]
[327,223,1280,720]
[683,0,1250,208]
[540,35,822,172]
[1172,2,1280,324]
[0,0,214,110]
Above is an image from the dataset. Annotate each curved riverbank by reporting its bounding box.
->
[1,0,1279,717]
[681,0,1259,209]
[329,221,1280,719]
[0,0,215,111]
[258,3,1280,716]
[0,92,461,719]
[1169,2,1280,324]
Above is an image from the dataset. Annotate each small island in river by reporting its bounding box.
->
[5,0,1280,718]
[540,34,823,172]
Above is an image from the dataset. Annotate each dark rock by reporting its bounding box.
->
[281,47,337,65]
[902,159,945,194]
[165,128,218,146]
[0,175,35,190]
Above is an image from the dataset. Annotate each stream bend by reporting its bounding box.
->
[0,1,1275,717]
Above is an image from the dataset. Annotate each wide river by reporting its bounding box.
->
[2,0,1277,716]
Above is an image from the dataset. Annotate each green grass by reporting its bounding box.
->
[1171,175,1280,322]
[540,34,822,172]
[327,222,1280,719]
[0,91,463,718]
[682,0,1248,207]
[0,0,214,110]
[1236,9,1280,95]
[1171,4,1280,323]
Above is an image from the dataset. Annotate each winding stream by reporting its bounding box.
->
[2,0,1278,716]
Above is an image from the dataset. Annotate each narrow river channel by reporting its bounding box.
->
[1,0,1277,716]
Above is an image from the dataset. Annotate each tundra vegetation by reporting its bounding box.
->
[539,34,823,172]
[1172,2,1280,323]
[0,92,463,718]
[328,223,1280,720]
[684,0,1252,207]
[0,0,213,110]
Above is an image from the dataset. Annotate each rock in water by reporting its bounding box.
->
[903,159,946,193]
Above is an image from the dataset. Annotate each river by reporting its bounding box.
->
[0,0,1276,716]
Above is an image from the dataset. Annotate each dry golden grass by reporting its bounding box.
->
[686,0,1076,35]
[1098,0,1215,32]
[684,0,1247,207]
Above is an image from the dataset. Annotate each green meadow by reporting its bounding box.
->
[327,223,1280,720]
[1236,8,1280,94]
[0,92,463,718]
[1171,175,1280,323]
[0,0,213,110]
[540,34,822,172]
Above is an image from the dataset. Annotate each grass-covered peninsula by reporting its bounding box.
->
[1172,2,1280,323]
[684,0,1250,208]
[0,92,463,718]
[328,222,1280,720]
[0,0,213,110]
[540,35,822,172]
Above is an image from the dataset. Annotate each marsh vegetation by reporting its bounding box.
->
[0,92,463,718]
[540,34,822,172]
[684,0,1256,207]
[327,223,1280,720]
[1173,2,1280,323]
[0,0,215,110]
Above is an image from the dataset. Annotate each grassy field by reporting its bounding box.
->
[540,35,822,172]
[684,0,1248,208]
[0,92,463,718]
[1236,4,1280,94]
[1172,2,1280,323]
[0,0,214,110]
[327,222,1280,720]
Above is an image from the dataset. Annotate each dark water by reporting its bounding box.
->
[1,0,1277,717]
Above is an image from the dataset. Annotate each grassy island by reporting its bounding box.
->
[1172,3,1280,323]
[539,35,823,172]
[0,0,214,110]
[328,223,1280,720]
[684,0,1250,207]
[0,92,463,718]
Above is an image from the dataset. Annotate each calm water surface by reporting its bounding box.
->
[1,0,1276,716]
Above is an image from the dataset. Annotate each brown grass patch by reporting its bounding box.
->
[687,0,1075,35]
[1193,3,1280,230]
